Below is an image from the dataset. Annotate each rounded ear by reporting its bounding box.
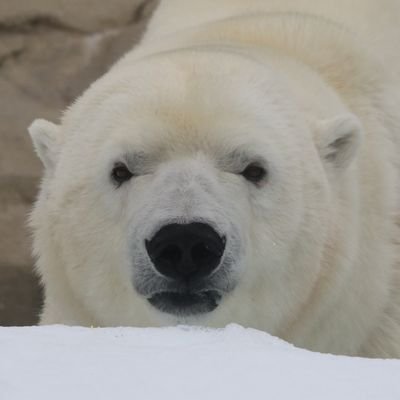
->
[28,119,61,170]
[315,114,363,170]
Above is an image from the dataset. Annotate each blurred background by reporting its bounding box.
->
[0,0,158,326]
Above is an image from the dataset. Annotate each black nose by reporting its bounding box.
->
[145,223,225,280]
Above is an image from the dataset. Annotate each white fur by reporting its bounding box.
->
[29,0,400,358]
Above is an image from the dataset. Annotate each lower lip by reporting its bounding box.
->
[148,290,221,316]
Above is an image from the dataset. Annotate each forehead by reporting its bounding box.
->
[67,51,302,157]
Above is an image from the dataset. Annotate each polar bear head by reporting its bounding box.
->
[29,50,362,331]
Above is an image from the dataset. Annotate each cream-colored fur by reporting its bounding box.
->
[29,0,400,358]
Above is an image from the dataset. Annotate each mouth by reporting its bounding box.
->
[147,290,221,316]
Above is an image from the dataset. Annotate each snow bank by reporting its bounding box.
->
[1,324,399,399]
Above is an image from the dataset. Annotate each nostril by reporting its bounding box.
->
[158,244,182,265]
[191,242,215,265]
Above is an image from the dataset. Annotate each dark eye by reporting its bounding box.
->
[111,162,133,186]
[241,163,267,184]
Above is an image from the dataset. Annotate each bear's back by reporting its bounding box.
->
[144,0,400,79]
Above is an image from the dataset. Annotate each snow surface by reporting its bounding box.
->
[1,324,399,400]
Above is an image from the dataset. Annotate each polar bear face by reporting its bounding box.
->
[29,51,362,330]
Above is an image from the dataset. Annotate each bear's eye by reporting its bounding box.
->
[241,163,267,184]
[111,162,133,186]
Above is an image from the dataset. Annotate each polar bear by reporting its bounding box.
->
[28,0,400,358]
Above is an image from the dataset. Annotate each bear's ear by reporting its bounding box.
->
[316,114,363,170]
[28,119,61,170]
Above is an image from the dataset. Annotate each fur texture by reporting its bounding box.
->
[29,0,400,358]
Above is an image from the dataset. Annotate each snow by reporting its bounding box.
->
[1,324,399,400]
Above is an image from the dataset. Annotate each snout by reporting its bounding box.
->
[145,222,226,281]
[129,158,244,318]
[143,222,227,316]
